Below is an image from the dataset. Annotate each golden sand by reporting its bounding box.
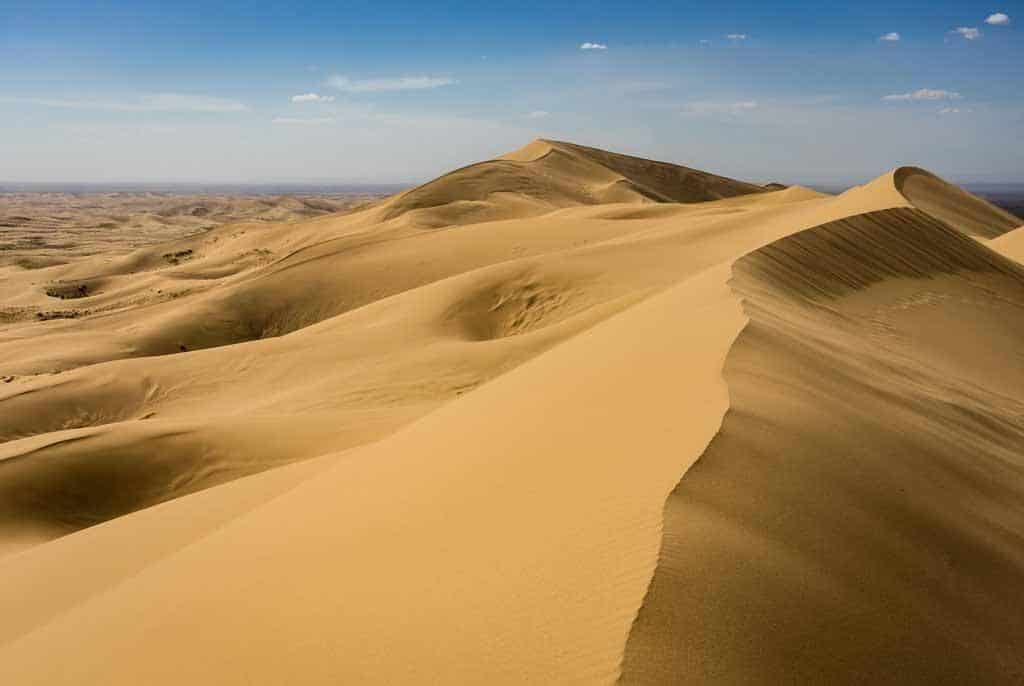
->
[1,141,1021,683]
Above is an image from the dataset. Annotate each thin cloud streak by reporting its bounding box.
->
[953,27,981,40]
[326,75,457,93]
[883,88,962,101]
[291,93,335,103]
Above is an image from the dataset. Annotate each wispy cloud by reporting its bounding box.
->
[580,42,608,50]
[525,110,550,119]
[985,12,1010,26]
[272,117,336,126]
[698,39,711,45]
[291,93,335,103]
[682,101,758,116]
[952,26,981,40]
[879,32,901,42]
[326,75,456,93]
[725,33,748,40]
[0,93,247,113]
[882,88,962,101]
[938,107,961,114]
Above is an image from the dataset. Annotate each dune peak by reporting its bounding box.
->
[377,139,768,226]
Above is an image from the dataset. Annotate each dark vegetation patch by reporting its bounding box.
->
[162,248,194,265]
[13,256,67,269]
[36,309,85,321]
[45,282,90,299]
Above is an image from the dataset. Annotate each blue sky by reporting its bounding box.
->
[1,1,1021,184]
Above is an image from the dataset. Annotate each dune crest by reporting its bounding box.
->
[894,166,1022,238]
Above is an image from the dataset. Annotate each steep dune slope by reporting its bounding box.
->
[0,142,1022,684]
[895,166,1022,238]
[621,209,1024,683]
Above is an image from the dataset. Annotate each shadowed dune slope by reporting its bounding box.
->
[620,208,1024,684]
[0,141,1023,684]
[894,166,1023,239]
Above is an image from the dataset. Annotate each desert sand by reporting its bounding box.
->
[0,190,381,272]
[0,140,1022,684]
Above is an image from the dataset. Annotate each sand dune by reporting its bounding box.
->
[991,225,1024,263]
[621,208,1024,683]
[383,139,767,227]
[0,141,1022,683]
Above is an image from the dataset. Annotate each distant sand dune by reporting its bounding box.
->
[0,141,1022,684]
[382,139,766,226]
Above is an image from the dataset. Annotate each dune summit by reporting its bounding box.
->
[0,141,1022,684]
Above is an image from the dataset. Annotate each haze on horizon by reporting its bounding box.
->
[1,0,1021,186]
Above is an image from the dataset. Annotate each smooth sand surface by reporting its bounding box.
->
[1,140,1022,683]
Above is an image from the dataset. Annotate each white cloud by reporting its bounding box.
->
[726,33,748,40]
[291,93,335,103]
[879,32,901,41]
[882,88,962,101]
[0,94,248,113]
[985,12,1010,25]
[525,110,550,119]
[580,42,608,50]
[682,101,758,116]
[698,39,711,45]
[953,26,981,39]
[326,75,456,93]
[271,117,336,126]
[938,107,961,114]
